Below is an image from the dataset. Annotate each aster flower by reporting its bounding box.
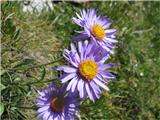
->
[36,84,79,120]
[57,41,115,102]
[72,8,117,53]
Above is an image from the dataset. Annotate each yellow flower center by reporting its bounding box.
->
[50,97,64,112]
[91,24,105,39]
[79,60,98,80]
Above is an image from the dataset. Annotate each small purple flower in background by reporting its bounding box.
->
[72,8,117,53]
[57,41,115,102]
[36,84,79,120]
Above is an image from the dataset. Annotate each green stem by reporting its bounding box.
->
[6,57,63,71]
[17,106,37,110]
[22,78,57,85]
[26,57,63,69]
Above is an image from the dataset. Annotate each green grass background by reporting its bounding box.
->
[1,1,160,120]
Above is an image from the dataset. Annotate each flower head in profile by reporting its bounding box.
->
[36,84,79,120]
[72,8,117,53]
[57,41,115,102]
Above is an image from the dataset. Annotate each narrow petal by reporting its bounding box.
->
[77,79,85,98]
[37,105,49,113]
[84,27,91,36]
[60,73,76,83]
[81,9,87,18]
[78,41,84,60]
[105,29,117,34]
[105,37,118,43]
[37,100,49,107]
[57,66,77,73]
[98,16,111,26]
[103,22,112,29]
[63,49,70,61]
[76,12,82,20]
[63,49,78,67]
[72,32,89,41]
[90,81,102,93]
[70,43,77,53]
[85,40,94,56]
[71,78,78,92]
[67,77,77,91]
[53,115,59,120]
[98,64,114,71]
[100,71,115,79]
[61,116,65,120]
[98,41,113,53]
[90,81,101,99]
[93,78,110,91]
[84,40,88,48]
[72,17,84,27]
[58,84,68,97]
[37,112,45,119]
[85,83,94,101]
[70,52,79,66]
[43,110,51,120]
[71,43,80,63]
[48,114,54,120]
[96,74,109,83]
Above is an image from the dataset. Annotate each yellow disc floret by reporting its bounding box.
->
[50,97,64,112]
[91,24,105,39]
[79,60,98,80]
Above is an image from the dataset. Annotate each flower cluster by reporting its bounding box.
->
[36,8,117,120]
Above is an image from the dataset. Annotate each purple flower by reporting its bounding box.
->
[57,41,115,102]
[36,84,79,120]
[72,8,117,53]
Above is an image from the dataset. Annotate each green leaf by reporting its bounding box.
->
[0,83,6,91]
[40,67,46,80]
[12,28,20,40]
[0,102,4,116]
[14,58,34,69]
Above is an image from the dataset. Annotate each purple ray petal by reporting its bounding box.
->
[72,32,89,41]
[57,66,77,73]
[66,77,77,91]
[105,37,118,43]
[71,78,78,92]
[96,74,109,83]
[93,78,110,91]
[77,79,85,98]
[60,73,76,83]
[85,83,94,101]
[98,63,114,71]
[37,105,49,113]
[90,81,101,99]
[43,109,51,120]
[100,71,115,79]
[48,113,54,120]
